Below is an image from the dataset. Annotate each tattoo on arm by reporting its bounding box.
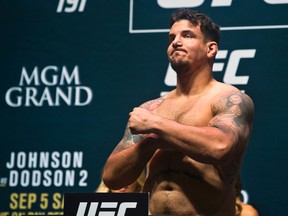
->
[113,97,165,153]
[210,92,254,136]
[209,92,254,182]
[113,124,134,153]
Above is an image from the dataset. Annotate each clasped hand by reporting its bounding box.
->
[129,107,175,151]
[128,107,156,135]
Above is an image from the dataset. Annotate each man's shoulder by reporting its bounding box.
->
[209,83,254,121]
[139,96,165,110]
[212,82,253,103]
[214,81,239,93]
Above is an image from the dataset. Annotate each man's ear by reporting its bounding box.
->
[207,41,218,58]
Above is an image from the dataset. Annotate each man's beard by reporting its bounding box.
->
[170,59,189,74]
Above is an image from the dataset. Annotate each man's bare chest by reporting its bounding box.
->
[154,98,213,125]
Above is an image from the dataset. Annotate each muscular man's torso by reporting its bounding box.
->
[143,83,241,215]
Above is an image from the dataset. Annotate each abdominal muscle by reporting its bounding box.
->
[146,177,200,215]
[143,151,235,216]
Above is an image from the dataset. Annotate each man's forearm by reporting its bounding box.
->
[102,137,156,189]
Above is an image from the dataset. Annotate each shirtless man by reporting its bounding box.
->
[102,8,254,216]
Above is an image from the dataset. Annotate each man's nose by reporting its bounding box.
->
[172,40,182,48]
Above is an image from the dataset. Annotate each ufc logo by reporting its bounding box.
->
[162,49,256,95]
[157,0,288,8]
[76,202,137,216]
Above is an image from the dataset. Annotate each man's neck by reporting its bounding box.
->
[175,68,214,96]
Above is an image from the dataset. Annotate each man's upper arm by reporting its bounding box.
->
[209,91,254,145]
[112,123,136,153]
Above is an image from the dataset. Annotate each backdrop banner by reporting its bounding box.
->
[1,0,288,215]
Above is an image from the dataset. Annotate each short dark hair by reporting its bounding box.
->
[170,8,220,44]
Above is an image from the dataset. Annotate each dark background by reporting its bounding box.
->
[1,0,288,215]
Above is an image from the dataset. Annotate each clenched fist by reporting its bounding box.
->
[128,107,157,135]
